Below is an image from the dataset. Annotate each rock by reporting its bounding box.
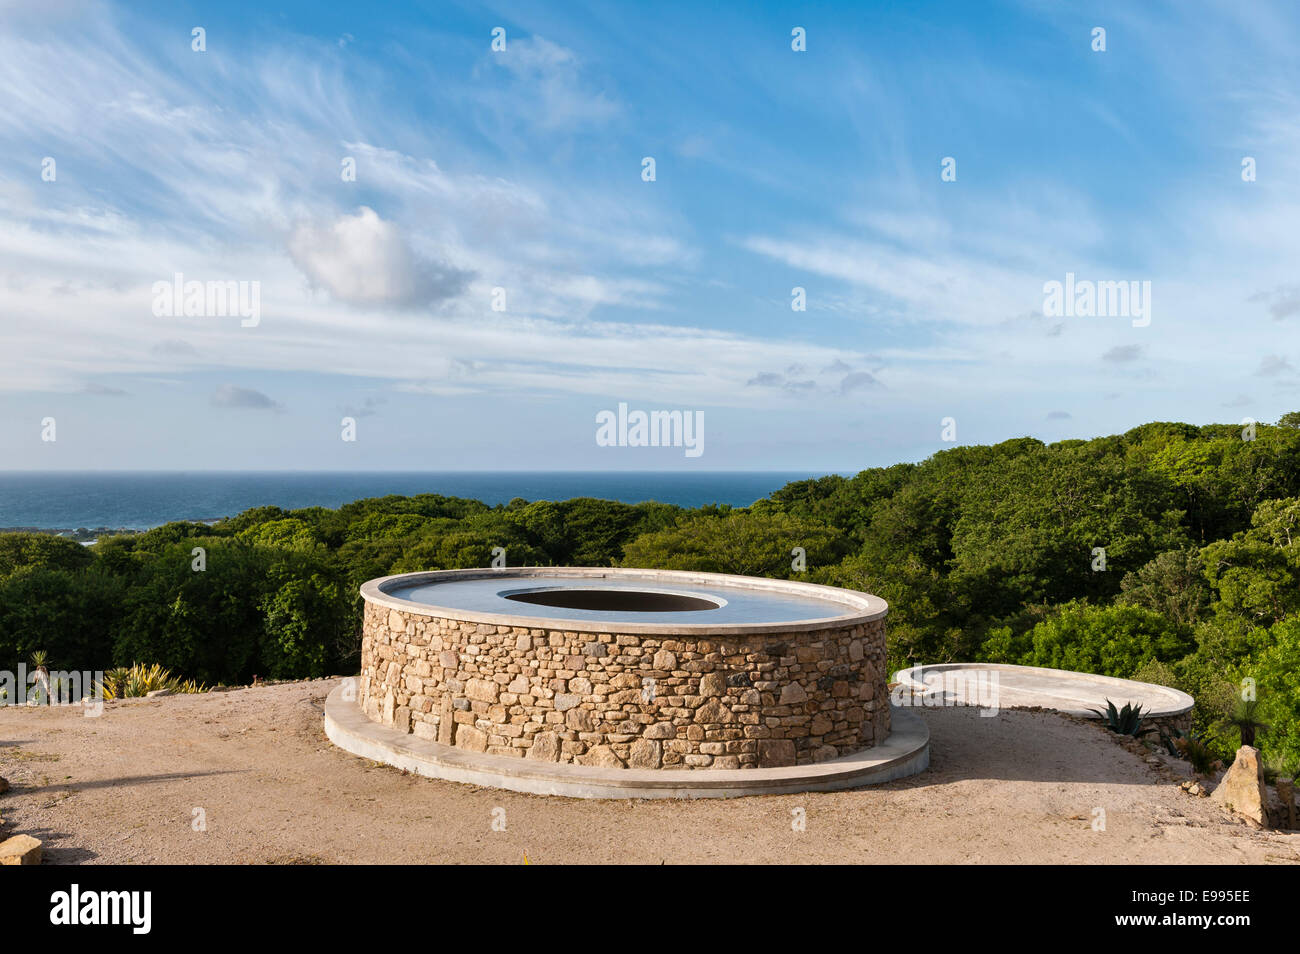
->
[653,650,676,671]
[1274,778,1296,830]
[779,683,809,705]
[454,725,489,754]
[582,641,607,658]
[438,696,455,744]
[1210,745,1269,827]
[146,688,174,698]
[811,744,839,763]
[527,732,561,762]
[643,722,676,740]
[564,708,593,733]
[758,739,797,768]
[387,610,406,633]
[0,834,41,865]
[393,706,411,734]
[464,679,499,703]
[694,699,733,724]
[628,739,662,769]
[577,745,625,769]
[554,693,581,712]
[698,672,728,697]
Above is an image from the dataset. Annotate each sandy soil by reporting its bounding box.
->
[1,679,1296,865]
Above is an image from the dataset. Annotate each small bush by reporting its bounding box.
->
[98,662,205,698]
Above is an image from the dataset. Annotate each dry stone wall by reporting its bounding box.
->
[359,601,889,769]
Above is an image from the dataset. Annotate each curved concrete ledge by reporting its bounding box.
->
[324,683,929,799]
[893,662,1194,719]
[362,567,888,636]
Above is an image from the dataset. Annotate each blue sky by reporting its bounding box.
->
[1,0,1297,470]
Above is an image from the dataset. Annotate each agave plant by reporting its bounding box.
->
[1091,699,1152,737]
[1162,728,1219,775]
[97,662,205,699]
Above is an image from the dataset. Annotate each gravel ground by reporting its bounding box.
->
[1,679,1296,865]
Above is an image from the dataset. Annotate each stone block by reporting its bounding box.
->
[0,835,42,866]
[758,739,797,768]
[628,739,662,769]
[454,725,489,753]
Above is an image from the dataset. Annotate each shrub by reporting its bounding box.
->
[1014,602,1195,678]
[98,662,205,698]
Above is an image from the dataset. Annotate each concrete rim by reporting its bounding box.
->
[360,566,888,636]
[324,683,928,799]
[893,662,1195,719]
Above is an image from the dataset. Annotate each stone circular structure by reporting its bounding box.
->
[355,567,893,772]
[892,662,1195,734]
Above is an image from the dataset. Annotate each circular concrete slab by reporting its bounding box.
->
[324,683,929,799]
[892,662,1194,719]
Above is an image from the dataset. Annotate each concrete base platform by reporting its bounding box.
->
[324,684,929,799]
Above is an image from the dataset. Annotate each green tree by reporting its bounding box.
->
[0,533,94,578]
[622,511,843,577]
[1118,548,1211,626]
[0,568,126,671]
[1013,601,1194,678]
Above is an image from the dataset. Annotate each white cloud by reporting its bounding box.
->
[212,385,282,410]
[287,207,470,308]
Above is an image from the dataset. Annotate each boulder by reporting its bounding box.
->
[0,834,41,865]
[1210,745,1269,827]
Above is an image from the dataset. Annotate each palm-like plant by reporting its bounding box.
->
[28,649,50,704]
[1226,698,1269,748]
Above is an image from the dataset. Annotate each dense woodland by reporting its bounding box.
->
[2,417,1299,769]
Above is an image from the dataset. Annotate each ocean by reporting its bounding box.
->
[0,471,829,530]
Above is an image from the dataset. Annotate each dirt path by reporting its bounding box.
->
[1,680,1296,864]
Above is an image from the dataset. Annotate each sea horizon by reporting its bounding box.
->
[0,470,840,531]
